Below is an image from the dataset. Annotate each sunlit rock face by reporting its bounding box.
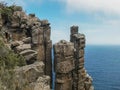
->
[54,26,94,90]
[0,4,93,90]
[14,62,51,90]
[0,5,52,90]
[54,40,74,90]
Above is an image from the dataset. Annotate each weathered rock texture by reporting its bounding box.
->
[0,4,94,90]
[54,26,94,90]
[54,40,74,90]
[0,5,52,90]
[70,26,94,90]
[14,62,50,90]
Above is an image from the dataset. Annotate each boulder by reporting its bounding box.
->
[25,53,38,64]
[34,75,50,90]
[15,61,44,83]
[14,61,51,90]
[24,75,50,90]
[22,37,31,44]
[20,49,37,56]
[10,41,23,49]
[16,44,31,52]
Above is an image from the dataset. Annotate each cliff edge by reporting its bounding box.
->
[0,3,51,90]
[0,3,94,90]
[54,26,94,90]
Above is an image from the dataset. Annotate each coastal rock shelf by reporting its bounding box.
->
[0,4,94,90]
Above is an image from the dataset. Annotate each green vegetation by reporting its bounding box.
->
[0,68,15,90]
[0,2,14,23]
[0,37,26,90]
[0,2,26,89]
[0,39,26,69]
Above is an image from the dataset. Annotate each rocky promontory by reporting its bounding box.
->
[0,3,94,90]
[54,26,94,90]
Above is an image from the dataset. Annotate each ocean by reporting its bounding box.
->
[85,45,120,90]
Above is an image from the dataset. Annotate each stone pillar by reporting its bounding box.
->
[32,26,45,61]
[41,20,52,88]
[70,26,94,90]
[31,20,52,88]
[70,26,79,42]
[54,40,75,90]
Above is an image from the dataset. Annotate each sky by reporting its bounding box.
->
[2,0,120,45]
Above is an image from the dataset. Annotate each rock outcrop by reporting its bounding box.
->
[14,62,50,90]
[0,5,52,90]
[54,26,94,90]
[0,3,94,90]
[54,40,74,90]
[70,26,94,90]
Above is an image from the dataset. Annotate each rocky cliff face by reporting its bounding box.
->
[0,4,93,90]
[0,5,51,90]
[54,26,94,90]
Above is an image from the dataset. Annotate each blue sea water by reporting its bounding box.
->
[85,45,120,90]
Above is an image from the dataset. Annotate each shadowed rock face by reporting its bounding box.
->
[54,26,94,90]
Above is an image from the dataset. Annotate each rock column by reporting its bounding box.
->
[70,26,94,90]
[54,40,75,90]
[31,19,52,87]
[41,20,52,86]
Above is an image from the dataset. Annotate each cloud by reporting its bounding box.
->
[57,0,120,15]
[102,19,120,26]
[46,0,120,45]
[81,27,120,45]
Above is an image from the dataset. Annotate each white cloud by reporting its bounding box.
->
[51,17,120,45]
[81,27,117,45]
[57,0,120,15]
[103,19,120,26]
[49,0,120,45]
[51,24,120,45]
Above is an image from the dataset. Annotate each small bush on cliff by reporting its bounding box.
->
[0,39,26,69]
[0,2,14,23]
[0,38,26,90]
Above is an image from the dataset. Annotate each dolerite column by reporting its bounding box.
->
[70,26,94,90]
[54,40,75,90]
[41,20,52,88]
[31,26,45,61]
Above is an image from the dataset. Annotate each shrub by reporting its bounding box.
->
[0,2,14,23]
[0,38,26,90]
[0,39,26,69]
